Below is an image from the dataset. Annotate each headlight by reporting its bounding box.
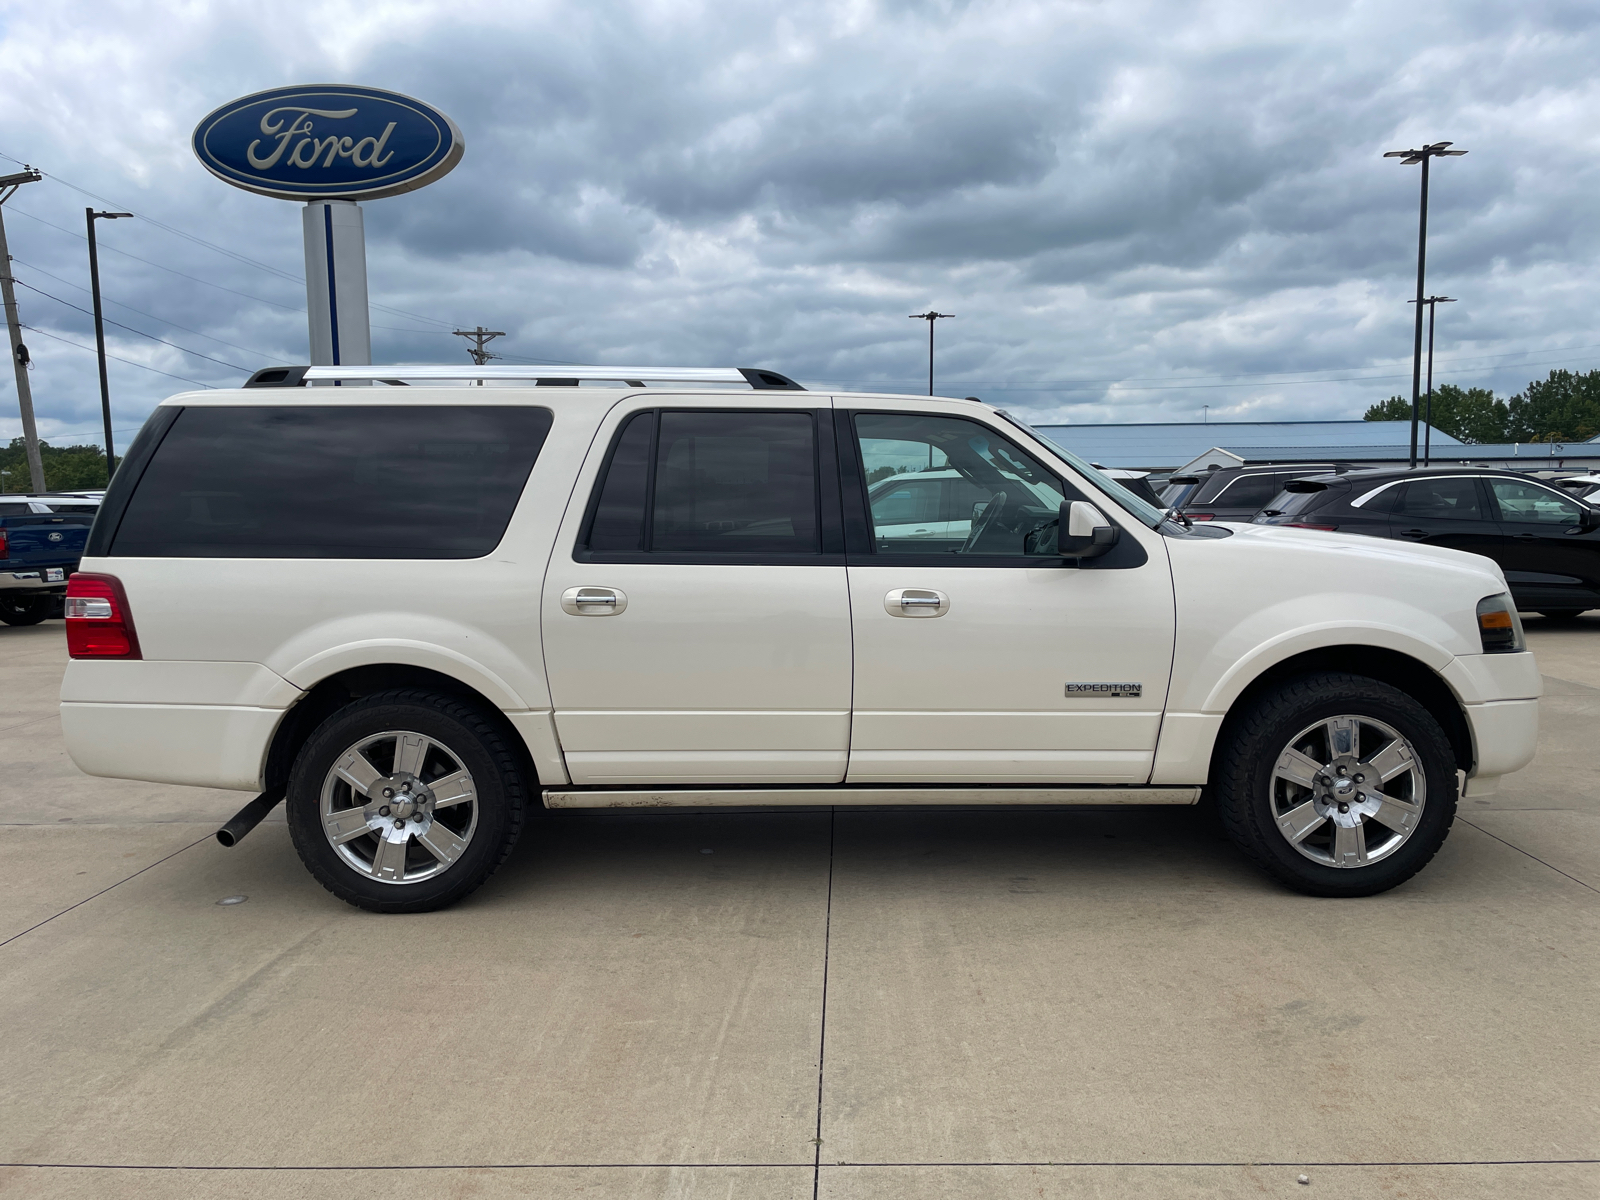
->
[1476,593,1525,654]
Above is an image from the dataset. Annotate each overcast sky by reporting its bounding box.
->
[1,0,1597,450]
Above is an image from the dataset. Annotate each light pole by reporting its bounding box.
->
[86,208,132,480]
[1383,141,1467,468]
[1408,295,1456,466]
[909,311,953,395]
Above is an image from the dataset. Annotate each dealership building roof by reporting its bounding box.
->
[1031,420,1462,471]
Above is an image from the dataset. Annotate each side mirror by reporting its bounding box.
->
[1057,501,1120,558]
[1579,505,1600,533]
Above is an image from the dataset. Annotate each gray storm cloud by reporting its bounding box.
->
[0,0,1596,445]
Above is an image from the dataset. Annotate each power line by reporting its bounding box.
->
[6,207,453,337]
[11,258,279,360]
[0,151,471,331]
[12,278,251,371]
[20,324,216,388]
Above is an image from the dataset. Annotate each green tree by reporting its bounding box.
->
[0,438,109,492]
[1504,369,1600,443]
[1363,385,1508,444]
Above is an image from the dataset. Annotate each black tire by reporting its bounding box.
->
[1537,609,1588,621]
[285,688,528,913]
[0,594,53,626]
[1214,672,1457,897]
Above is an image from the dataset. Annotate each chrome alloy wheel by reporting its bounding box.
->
[1270,714,1426,868]
[319,730,479,885]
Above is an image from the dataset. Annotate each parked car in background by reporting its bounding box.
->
[1254,466,1600,618]
[0,495,99,625]
[1555,473,1600,503]
[1165,463,1351,522]
[1099,468,1164,509]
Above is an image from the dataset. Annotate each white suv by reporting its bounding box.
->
[61,364,1541,911]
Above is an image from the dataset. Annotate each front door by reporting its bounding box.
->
[1480,475,1600,612]
[840,404,1176,784]
[542,401,853,785]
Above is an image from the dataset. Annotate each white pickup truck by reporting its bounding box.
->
[60,364,1540,911]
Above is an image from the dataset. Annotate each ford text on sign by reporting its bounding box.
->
[193,85,463,201]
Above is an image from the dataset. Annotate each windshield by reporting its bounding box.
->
[995,412,1165,528]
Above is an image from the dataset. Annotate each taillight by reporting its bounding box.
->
[1285,522,1338,531]
[0,528,7,557]
[65,573,141,659]
[1188,513,1215,521]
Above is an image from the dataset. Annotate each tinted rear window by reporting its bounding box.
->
[1260,487,1334,518]
[1210,473,1285,509]
[111,405,552,559]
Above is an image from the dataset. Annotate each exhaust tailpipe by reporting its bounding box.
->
[216,786,286,847]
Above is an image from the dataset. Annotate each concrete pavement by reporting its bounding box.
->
[0,619,1595,1199]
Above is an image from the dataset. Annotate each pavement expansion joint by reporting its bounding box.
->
[1460,818,1600,894]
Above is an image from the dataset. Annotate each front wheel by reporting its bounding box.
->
[0,594,54,626]
[1214,672,1457,897]
[285,689,528,913]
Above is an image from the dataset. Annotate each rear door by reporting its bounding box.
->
[839,403,1175,784]
[1480,476,1600,611]
[1388,475,1502,557]
[542,399,854,785]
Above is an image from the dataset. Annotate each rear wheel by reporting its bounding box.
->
[285,688,527,913]
[0,594,53,626]
[1214,672,1457,897]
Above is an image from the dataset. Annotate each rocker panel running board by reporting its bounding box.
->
[542,785,1201,809]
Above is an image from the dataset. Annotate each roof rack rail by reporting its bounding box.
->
[242,365,805,390]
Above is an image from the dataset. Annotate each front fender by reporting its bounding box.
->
[1198,617,1456,714]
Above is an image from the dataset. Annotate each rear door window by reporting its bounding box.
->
[579,409,824,560]
[110,405,552,559]
[1393,477,1484,521]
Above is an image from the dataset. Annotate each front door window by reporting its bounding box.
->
[855,413,1068,556]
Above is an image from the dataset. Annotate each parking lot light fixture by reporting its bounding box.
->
[1384,142,1467,468]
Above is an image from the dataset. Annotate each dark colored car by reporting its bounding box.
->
[1254,467,1600,617]
[1161,463,1350,521]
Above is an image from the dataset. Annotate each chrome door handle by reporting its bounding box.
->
[561,586,627,615]
[885,587,949,617]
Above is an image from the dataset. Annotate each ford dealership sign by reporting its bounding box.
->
[192,85,464,201]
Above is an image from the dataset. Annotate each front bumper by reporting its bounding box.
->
[0,568,68,592]
[1464,698,1540,782]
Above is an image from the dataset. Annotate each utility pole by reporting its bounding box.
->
[1384,141,1467,468]
[1409,295,1456,466]
[453,326,504,386]
[0,167,45,493]
[87,208,132,479]
[909,311,953,395]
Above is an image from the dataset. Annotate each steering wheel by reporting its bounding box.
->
[962,490,1009,554]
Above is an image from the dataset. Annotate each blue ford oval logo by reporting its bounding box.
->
[192,85,464,201]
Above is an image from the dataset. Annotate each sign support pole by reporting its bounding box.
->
[302,199,371,370]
